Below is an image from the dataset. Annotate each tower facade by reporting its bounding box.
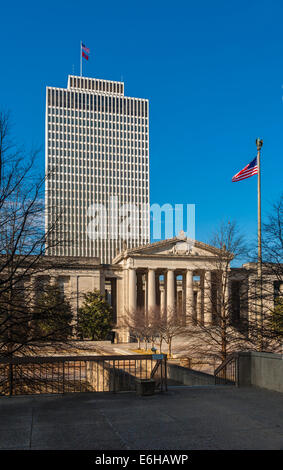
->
[45,75,150,263]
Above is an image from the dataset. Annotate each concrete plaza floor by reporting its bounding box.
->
[0,385,283,450]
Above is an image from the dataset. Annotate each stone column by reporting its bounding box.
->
[167,270,175,319]
[186,270,194,322]
[148,269,156,318]
[100,273,105,296]
[128,268,137,313]
[70,275,78,335]
[50,275,57,286]
[160,286,165,317]
[110,278,117,324]
[203,270,212,325]
[196,288,202,323]
[223,271,230,314]
[182,275,186,324]
[29,276,36,309]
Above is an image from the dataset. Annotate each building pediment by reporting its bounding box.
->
[112,237,229,264]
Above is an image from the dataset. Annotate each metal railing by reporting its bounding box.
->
[214,353,238,385]
[0,354,167,396]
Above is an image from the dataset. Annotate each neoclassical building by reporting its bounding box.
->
[111,236,230,340]
[33,235,282,343]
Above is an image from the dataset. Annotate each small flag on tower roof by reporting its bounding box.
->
[82,43,90,54]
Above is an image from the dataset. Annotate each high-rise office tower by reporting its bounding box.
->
[45,75,150,263]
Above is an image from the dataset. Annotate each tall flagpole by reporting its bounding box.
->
[80,41,82,77]
[256,137,263,349]
[256,138,263,277]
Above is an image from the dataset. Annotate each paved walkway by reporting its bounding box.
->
[1,386,283,450]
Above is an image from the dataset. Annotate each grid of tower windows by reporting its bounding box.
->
[46,77,150,263]
[68,76,125,95]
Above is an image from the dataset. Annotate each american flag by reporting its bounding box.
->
[82,43,90,54]
[232,157,258,182]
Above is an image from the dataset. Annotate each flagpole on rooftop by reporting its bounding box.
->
[80,41,82,77]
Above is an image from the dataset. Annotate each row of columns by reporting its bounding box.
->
[128,268,215,324]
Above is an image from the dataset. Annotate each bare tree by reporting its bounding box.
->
[262,193,283,278]
[0,111,75,357]
[119,308,158,351]
[155,308,189,357]
[250,193,283,350]
[185,221,254,370]
[235,194,283,353]
[185,210,283,372]
[121,305,189,357]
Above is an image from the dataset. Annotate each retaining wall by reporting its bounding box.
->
[238,352,283,393]
[167,363,215,386]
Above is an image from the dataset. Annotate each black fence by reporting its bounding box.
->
[214,354,238,385]
[0,354,167,396]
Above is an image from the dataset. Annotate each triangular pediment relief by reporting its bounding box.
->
[112,237,227,264]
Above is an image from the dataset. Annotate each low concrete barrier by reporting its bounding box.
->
[167,363,215,386]
[86,360,137,392]
[238,352,283,393]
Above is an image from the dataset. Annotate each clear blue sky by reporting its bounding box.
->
[1,0,283,248]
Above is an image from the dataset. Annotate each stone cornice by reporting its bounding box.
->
[112,237,232,264]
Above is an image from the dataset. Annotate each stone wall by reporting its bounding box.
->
[85,359,153,392]
[238,352,283,393]
[167,363,215,386]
